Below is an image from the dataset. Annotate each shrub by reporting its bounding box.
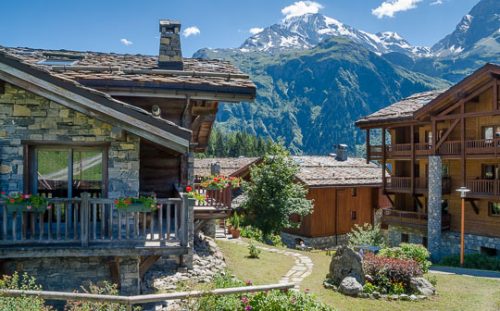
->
[390,282,405,295]
[426,275,438,287]
[362,282,377,294]
[0,272,52,311]
[347,224,386,248]
[363,253,422,293]
[379,243,432,273]
[264,233,285,247]
[440,253,500,271]
[65,281,139,311]
[248,242,261,259]
[241,226,264,241]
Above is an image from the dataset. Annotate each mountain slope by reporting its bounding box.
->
[195,38,449,154]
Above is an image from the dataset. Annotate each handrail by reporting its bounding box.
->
[0,283,295,310]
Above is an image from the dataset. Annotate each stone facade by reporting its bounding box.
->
[0,82,139,198]
[387,225,426,246]
[3,256,140,295]
[441,231,500,257]
[281,232,349,249]
[427,156,442,261]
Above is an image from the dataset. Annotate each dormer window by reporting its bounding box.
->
[37,52,84,67]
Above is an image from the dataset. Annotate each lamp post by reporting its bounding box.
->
[456,186,470,266]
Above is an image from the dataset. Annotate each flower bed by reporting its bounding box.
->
[114,196,157,212]
[1,192,50,213]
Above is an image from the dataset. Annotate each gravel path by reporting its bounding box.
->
[222,237,314,290]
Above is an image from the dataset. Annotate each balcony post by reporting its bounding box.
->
[382,128,387,191]
[366,129,370,163]
[427,156,442,261]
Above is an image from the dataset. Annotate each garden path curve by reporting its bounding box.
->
[222,238,313,290]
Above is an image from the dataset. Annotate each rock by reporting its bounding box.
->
[372,291,381,299]
[400,294,410,301]
[323,280,335,289]
[389,294,399,300]
[358,292,369,298]
[410,294,418,301]
[338,276,363,297]
[410,277,436,296]
[417,295,427,300]
[327,246,365,285]
[364,274,374,283]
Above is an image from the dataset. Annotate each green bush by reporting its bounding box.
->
[0,272,51,311]
[379,243,432,273]
[426,275,438,287]
[241,226,264,241]
[265,234,285,247]
[248,242,262,259]
[347,224,386,248]
[362,282,377,294]
[65,281,140,311]
[389,282,405,295]
[440,253,500,271]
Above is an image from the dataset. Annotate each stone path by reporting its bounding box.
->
[221,237,314,290]
[430,266,500,280]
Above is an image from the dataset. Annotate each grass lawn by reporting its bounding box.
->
[218,239,500,311]
[216,239,295,285]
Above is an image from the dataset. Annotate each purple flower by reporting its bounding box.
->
[245,306,252,311]
[241,296,249,304]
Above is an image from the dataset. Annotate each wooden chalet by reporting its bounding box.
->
[195,152,388,248]
[356,63,500,259]
[0,20,255,294]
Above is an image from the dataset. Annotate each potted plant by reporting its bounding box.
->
[185,185,206,203]
[226,217,234,235]
[231,212,241,239]
[1,192,49,213]
[114,195,158,212]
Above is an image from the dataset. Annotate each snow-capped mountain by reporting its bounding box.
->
[239,13,429,57]
[431,0,500,57]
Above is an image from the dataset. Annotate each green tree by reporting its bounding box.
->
[241,144,313,236]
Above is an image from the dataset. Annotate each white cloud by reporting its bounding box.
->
[120,38,133,46]
[249,27,264,35]
[183,26,201,37]
[281,1,323,20]
[372,0,422,18]
[430,0,443,5]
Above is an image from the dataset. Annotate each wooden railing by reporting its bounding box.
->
[415,143,432,156]
[0,193,190,247]
[193,184,232,209]
[387,177,451,194]
[466,179,500,198]
[369,145,384,159]
[386,177,411,191]
[437,140,461,155]
[465,139,500,156]
[386,143,412,157]
[382,209,451,231]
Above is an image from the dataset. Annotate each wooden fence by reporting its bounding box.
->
[0,283,295,311]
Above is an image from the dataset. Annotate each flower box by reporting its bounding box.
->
[118,203,156,213]
[5,203,47,213]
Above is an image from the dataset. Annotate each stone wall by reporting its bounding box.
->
[3,256,140,295]
[0,82,139,197]
[441,231,500,257]
[427,156,442,261]
[387,225,425,247]
[281,232,349,249]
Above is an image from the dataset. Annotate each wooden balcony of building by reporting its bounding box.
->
[381,209,451,233]
[369,138,500,160]
[192,183,233,220]
[466,179,500,199]
[386,177,451,194]
[0,193,191,259]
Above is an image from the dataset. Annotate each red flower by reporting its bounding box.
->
[1,192,5,195]
[9,199,15,204]
[186,186,193,193]
[114,199,119,205]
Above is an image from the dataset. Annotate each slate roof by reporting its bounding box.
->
[355,90,445,127]
[0,47,256,97]
[194,156,383,187]
[194,157,260,177]
[292,156,383,187]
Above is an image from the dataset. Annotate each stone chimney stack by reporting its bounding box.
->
[158,19,183,70]
[335,144,348,161]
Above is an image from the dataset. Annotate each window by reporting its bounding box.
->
[351,188,357,197]
[401,233,409,243]
[422,237,428,248]
[30,146,106,198]
[482,165,498,180]
[425,131,433,145]
[482,126,500,142]
[442,164,449,177]
[480,247,497,257]
[37,59,78,66]
[351,211,357,220]
[489,202,500,217]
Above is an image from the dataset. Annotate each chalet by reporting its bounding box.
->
[194,150,388,249]
[356,63,500,260]
[0,20,255,294]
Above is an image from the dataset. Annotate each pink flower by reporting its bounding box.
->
[245,280,253,286]
[23,194,31,199]
[47,205,51,210]
[26,205,32,210]
[245,306,252,311]
[241,296,249,304]
[1,192,5,195]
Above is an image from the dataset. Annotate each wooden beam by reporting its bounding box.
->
[438,99,463,117]
[366,129,371,163]
[411,125,415,194]
[461,101,466,185]
[108,257,121,288]
[494,79,499,111]
[433,110,500,121]
[432,119,437,155]
[385,193,394,207]
[435,118,460,150]
[467,199,480,215]
[139,255,161,278]
[191,106,218,116]
[382,128,387,191]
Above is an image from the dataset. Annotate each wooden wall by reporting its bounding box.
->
[291,186,377,238]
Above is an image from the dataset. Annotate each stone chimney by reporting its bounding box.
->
[158,19,183,70]
[335,144,348,161]
[210,162,221,176]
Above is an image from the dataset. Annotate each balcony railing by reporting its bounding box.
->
[466,179,500,198]
[0,193,190,248]
[386,143,412,157]
[382,209,451,232]
[386,177,451,194]
[193,184,232,209]
[465,139,500,156]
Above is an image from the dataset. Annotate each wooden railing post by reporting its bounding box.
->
[81,193,90,247]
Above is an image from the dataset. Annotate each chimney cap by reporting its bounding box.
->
[159,19,181,32]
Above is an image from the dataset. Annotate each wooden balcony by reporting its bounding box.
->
[386,143,412,158]
[465,139,500,156]
[386,177,451,194]
[0,193,191,258]
[382,209,451,233]
[466,179,500,199]
[193,184,232,220]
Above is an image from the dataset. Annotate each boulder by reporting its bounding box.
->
[327,246,365,285]
[338,276,363,297]
[410,277,436,296]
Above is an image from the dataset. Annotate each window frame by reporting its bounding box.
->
[24,142,109,198]
[488,202,500,217]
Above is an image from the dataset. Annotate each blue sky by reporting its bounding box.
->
[1,0,478,56]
